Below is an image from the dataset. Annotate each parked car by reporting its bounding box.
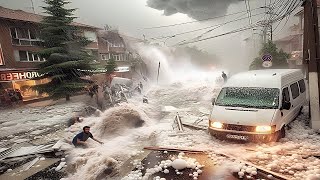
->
[209,69,307,142]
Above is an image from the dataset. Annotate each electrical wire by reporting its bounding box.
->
[149,11,266,40]
[173,0,302,46]
[142,2,278,30]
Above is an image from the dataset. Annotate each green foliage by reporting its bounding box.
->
[33,0,94,100]
[106,58,117,75]
[249,40,290,70]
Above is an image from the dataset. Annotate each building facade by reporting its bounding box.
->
[274,0,320,69]
[0,6,99,103]
[98,30,142,79]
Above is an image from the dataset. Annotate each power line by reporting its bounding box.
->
[173,0,302,46]
[142,4,277,30]
[175,12,251,45]
[149,11,266,40]
[273,0,302,34]
[176,24,259,46]
[244,0,253,25]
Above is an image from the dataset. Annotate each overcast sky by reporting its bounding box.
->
[0,0,300,71]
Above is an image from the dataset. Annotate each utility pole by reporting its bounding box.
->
[270,24,273,41]
[157,62,160,84]
[30,0,35,14]
[303,0,320,129]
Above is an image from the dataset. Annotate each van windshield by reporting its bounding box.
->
[215,87,280,109]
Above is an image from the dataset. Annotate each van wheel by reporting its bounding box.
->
[298,106,303,115]
[274,127,286,142]
[276,127,286,141]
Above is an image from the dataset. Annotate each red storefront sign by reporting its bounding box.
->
[0,71,40,81]
[0,43,4,65]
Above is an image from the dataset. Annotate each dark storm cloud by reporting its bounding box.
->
[147,0,242,20]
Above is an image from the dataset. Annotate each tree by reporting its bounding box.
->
[106,58,117,75]
[33,0,94,101]
[249,40,290,70]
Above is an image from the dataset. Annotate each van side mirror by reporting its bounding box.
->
[212,98,216,106]
[281,101,291,110]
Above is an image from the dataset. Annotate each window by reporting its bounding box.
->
[113,54,121,61]
[282,87,290,103]
[84,31,97,42]
[10,27,41,46]
[101,54,110,61]
[215,87,279,109]
[110,43,123,47]
[17,51,44,62]
[290,83,300,99]
[19,51,28,61]
[298,79,306,93]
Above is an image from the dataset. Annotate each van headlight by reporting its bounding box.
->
[255,126,272,132]
[211,121,223,129]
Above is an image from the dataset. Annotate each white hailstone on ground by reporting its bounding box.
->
[197,170,203,174]
[307,174,320,180]
[61,158,66,162]
[231,166,241,173]
[164,165,167,169]
[294,164,304,170]
[7,169,12,172]
[164,169,169,174]
[251,171,257,176]
[164,151,168,154]
[187,163,192,168]
[193,177,198,180]
[238,171,245,177]
[289,170,295,175]
[246,167,253,174]
[155,176,160,180]
[267,174,273,179]
[40,157,46,161]
[160,178,166,180]
[172,159,188,170]
[176,172,181,175]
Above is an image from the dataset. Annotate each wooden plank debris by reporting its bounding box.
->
[143,146,289,180]
[0,158,59,180]
[0,144,54,160]
[23,157,40,171]
[182,123,207,130]
[245,148,320,159]
[144,146,205,154]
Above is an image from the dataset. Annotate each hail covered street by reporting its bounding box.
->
[59,74,320,180]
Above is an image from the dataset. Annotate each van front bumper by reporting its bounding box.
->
[209,127,277,142]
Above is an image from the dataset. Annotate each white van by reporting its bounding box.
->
[209,69,307,142]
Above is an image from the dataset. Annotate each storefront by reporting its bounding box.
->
[0,69,49,103]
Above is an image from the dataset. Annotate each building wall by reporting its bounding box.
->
[0,19,43,69]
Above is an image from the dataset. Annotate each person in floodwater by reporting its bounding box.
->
[72,126,103,148]
[139,82,143,90]
[222,71,228,83]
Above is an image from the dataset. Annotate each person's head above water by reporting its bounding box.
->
[83,126,90,133]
